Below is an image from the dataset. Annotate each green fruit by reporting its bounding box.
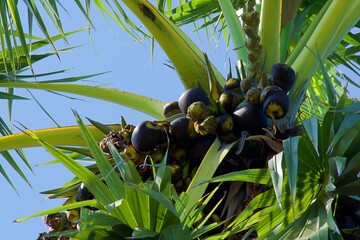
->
[187,101,210,121]
[194,116,217,136]
[178,87,209,114]
[169,117,198,143]
[233,102,268,135]
[262,89,289,119]
[268,63,296,92]
[131,121,165,153]
[163,101,182,118]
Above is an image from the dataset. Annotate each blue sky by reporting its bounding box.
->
[1,2,359,239]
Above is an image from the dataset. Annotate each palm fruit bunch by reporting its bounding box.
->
[237,0,296,132]
[95,56,296,193]
[92,0,296,228]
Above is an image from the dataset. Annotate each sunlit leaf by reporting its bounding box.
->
[268,152,284,209]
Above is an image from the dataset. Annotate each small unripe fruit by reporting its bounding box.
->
[224,78,241,92]
[241,76,255,94]
[163,101,182,118]
[244,87,261,105]
[218,92,243,113]
[187,101,210,121]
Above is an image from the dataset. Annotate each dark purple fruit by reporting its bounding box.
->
[233,102,268,135]
[178,87,209,114]
[131,121,165,153]
[268,63,295,92]
[76,182,94,202]
[163,101,182,118]
[169,117,198,143]
[262,90,289,119]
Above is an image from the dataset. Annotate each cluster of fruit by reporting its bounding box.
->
[95,61,295,192]
[39,66,296,240]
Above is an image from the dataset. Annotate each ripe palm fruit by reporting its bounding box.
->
[187,101,211,122]
[267,63,296,92]
[260,85,283,103]
[218,91,243,113]
[131,120,165,153]
[178,87,210,114]
[163,101,182,118]
[233,102,268,135]
[262,89,290,119]
[169,117,198,143]
[75,183,94,202]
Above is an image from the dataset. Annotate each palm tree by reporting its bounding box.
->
[0,0,359,239]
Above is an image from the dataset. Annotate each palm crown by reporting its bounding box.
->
[0,0,359,239]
